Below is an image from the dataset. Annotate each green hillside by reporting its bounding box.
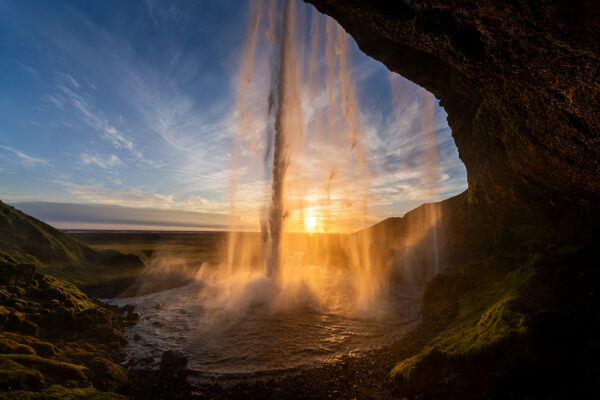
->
[0,200,94,264]
[0,200,135,398]
[0,201,142,288]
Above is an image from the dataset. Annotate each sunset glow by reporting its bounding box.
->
[304,215,317,232]
[0,0,466,231]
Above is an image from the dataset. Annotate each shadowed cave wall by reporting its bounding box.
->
[306,0,600,240]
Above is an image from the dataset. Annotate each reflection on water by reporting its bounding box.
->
[106,279,421,375]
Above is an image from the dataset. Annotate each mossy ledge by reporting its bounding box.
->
[0,201,132,398]
[0,262,129,398]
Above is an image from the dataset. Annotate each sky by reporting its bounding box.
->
[0,0,467,231]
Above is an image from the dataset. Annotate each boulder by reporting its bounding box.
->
[159,350,187,374]
[87,356,128,392]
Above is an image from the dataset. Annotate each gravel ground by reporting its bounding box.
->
[126,320,442,400]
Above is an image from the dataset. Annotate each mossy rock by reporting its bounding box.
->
[0,337,36,356]
[0,355,90,385]
[0,201,141,397]
[388,245,599,398]
[0,384,128,399]
[3,313,39,337]
[390,254,536,388]
[87,357,128,392]
[1,333,58,358]
[0,263,36,286]
[0,357,45,391]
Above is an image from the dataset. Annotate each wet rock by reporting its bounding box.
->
[154,303,162,310]
[122,304,135,313]
[133,333,142,341]
[124,311,141,323]
[139,356,154,365]
[160,350,187,374]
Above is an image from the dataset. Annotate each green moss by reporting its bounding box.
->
[1,333,57,358]
[0,268,127,397]
[0,201,137,398]
[430,260,536,355]
[0,355,90,385]
[390,253,542,390]
[0,200,143,289]
[87,357,128,392]
[0,338,36,355]
[0,357,45,391]
[0,384,127,400]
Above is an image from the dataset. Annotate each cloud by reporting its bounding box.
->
[60,85,135,151]
[62,73,80,88]
[80,153,123,169]
[42,94,64,109]
[57,180,227,213]
[84,78,97,90]
[0,145,52,168]
[12,201,237,230]
[55,77,163,170]
[22,65,40,80]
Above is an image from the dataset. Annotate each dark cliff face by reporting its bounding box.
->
[306,0,600,232]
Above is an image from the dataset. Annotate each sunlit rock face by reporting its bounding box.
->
[306,0,600,237]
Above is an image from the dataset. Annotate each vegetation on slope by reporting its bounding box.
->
[0,259,128,398]
[0,200,137,398]
[388,244,599,399]
[0,201,143,289]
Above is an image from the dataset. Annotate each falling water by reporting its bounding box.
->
[224,0,443,313]
[267,0,299,280]
[108,0,448,375]
[389,75,443,286]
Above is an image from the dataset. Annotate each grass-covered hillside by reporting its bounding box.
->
[0,200,140,399]
[387,244,599,399]
[0,201,94,267]
[0,201,142,288]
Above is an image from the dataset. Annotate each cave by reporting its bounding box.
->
[307,0,600,232]
[303,0,600,398]
[0,1,598,398]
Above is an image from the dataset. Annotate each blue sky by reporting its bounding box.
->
[0,0,467,231]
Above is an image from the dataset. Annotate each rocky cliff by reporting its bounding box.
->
[302,2,600,398]
[307,0,600,239]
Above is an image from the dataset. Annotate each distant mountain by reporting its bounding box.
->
[11,201,235,231]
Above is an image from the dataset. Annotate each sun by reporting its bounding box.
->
[305,215,317,233]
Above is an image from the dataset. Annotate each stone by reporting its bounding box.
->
[307,0,600,241]
[159,350,187,374]
[124,311,141,322]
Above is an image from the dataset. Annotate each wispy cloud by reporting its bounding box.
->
[80,153,122,169]
[62,73,80,88]
[84,78,97,90]
[0,145,52,168]
[21,65,40,80]
[60,85,135,151]
[42,94,64,109]
[57,180,227,212]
